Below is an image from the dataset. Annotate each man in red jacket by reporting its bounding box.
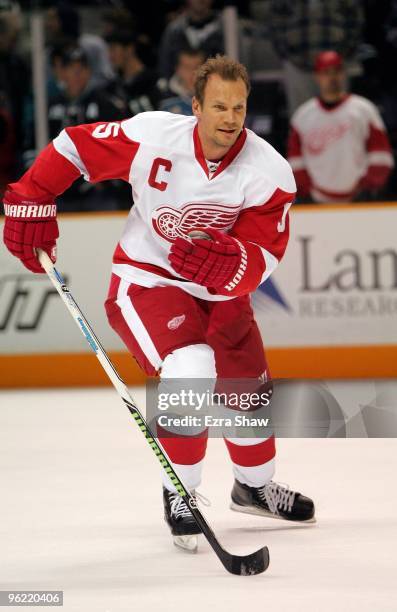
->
[288,51,394,203]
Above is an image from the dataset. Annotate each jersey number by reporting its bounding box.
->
[277,202,291,232]
[92,123,120,139]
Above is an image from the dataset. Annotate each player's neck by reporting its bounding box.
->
[197,125,230,162]
[320,91,346,105]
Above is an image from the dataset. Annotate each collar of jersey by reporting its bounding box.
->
[193,124,247,179]
[317,93,350,112]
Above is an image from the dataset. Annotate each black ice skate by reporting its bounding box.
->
[163,487,202,552]
[230,479,315,523]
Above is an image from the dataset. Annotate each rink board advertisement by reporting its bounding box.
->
[253,205,397,347]
[1,204,396,386]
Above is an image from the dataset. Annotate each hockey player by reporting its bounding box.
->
[3,55,315,551]
[288,50,394,202]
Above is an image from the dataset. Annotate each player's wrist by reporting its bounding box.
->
[3,190,57,220]
[168,229,263,297]
[3,190,59,273]
[210,239,265,297]
[212,237,247,292]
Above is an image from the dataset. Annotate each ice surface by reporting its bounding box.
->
[1,387,396,612]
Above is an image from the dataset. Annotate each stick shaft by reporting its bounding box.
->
[38,251,191,495]
[37,251,237,569]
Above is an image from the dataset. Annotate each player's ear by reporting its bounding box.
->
[192,97,201,119]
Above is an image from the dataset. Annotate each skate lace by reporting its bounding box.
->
[259,481,296,514]
[169,491,210,519]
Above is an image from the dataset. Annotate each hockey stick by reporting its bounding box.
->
[38,249,269,576]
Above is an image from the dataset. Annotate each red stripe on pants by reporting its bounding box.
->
[157,424,208,465]
[224,436,276,467]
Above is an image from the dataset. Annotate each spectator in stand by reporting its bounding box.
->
[158,47,205,115]
[360,0,392,103]
[0,2,28,193]
[360,1,397,197]
[381,2,397,136]
[106,30,160,116]
[287,51,394,203]
[45,2,114,90]
[47,48,126,133]
[101,6,157,69]
[158,0,224,79]
[24,47,128,211]
[102,3,183,56]
[266,0,364,116]
[101,7,137,40]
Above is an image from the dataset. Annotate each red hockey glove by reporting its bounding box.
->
[3,190,59,273]
[169,228,247,292]
[357,169,387,194]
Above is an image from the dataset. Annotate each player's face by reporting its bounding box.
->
[316,67,345,100]
[192,75,248,158]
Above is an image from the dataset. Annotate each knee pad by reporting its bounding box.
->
[161,344,216,378]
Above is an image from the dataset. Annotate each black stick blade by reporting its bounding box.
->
[221,545,270,576]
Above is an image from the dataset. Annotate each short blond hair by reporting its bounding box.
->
[194,54,251,105]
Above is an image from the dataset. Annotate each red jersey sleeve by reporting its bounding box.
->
[7,142,80,199]
[225,187,295,297]
[7,120,139,200]
[364,122,394,190]
[57,121,140,183]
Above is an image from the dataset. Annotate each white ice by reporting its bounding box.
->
[1,387,396,612]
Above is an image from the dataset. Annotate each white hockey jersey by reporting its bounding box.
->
[11,112,296,300]
[288,95,394,202]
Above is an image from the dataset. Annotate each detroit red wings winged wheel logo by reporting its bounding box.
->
[152,202,241,242]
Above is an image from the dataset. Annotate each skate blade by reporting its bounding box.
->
[173,534,198,553]
[230,501,316,523]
